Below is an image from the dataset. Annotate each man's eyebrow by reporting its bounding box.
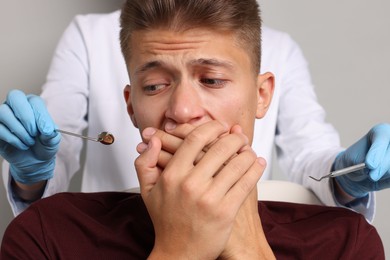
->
[189,58,235,70]
[135,58,234,75]
[135,61,163,75]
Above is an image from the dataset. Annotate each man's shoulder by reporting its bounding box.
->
[15,191,144,224]
[14,191,148,234]
[260,200,369,225]
[36,191,141,211]
[259,200,381,241]
[260,201,384,259]
[3,192,153,259]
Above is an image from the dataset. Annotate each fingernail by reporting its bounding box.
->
[143,127,156,138]
[257,157,267,167]
[137,142,148,153]
[165,121,176,131]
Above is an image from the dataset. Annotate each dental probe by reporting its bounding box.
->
[309,163,366,182]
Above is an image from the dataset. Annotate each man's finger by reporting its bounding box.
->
[134,137,163,195]
[142,127,182,154]
[164,123,195,139]
[194,131,249,181]
[163,121,229,179]
[225,157,266,211]
[210,149,258,200]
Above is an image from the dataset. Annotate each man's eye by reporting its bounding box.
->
[143,84,167,94]
[200,78,226,88]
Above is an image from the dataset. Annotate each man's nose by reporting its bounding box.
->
[165,82,205,124]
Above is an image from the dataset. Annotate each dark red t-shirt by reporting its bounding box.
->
[1,192,384,259]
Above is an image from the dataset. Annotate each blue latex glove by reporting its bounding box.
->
[0,90,60,184]
[333,123,390,198]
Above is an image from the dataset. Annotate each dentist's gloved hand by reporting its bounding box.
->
[0,90,60,185]
[333,123,390,198]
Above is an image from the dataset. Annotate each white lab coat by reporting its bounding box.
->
[3,11,374,219]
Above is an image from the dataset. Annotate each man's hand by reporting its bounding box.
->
[135,121,265,259]
[136,121,274,259]
[137,123,206,168]
[334,123,390,199]
[218,188,275,260]
[0,90,60,198]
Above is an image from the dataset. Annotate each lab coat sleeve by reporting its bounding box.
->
[2,16,89,216]
[274,34,375,221]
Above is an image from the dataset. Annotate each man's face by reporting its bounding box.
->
[124,28,273,143]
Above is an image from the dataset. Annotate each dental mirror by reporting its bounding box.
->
[56,129,115,145]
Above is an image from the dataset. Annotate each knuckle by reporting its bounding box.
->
[210,134,244,157]
[372,123,390,132]
[214,203,235,223]
[6,90,26,107]
[210,142,228,157]
[158,131,170,144]
[185,129,207,146]
[228,131,248,146]
[27,94,41,104]
[218,144,256,172]
[240,149,257,161]
[180,176,197,196]
[134,156,146,171]
[153,128,166,139]
[225,160,245,176]
[172,123,194,138]
[197,193,217,212]
[6,89,21,101]
[160,171,176,190]
[235,131,248,143]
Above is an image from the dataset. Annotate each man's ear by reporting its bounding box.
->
[123,84,138,128]
[255,72,274,119]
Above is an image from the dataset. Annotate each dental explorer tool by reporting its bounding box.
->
[309,163,366,182]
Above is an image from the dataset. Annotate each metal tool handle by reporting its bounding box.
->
[56,129,100,142]
[330,163,366,177]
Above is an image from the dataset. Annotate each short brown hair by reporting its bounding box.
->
[119,0,262,74]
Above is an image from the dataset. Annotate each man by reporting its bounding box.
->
[0,0,384,258]
[2,2,390,223]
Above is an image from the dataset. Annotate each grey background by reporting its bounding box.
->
[0,0,389,255]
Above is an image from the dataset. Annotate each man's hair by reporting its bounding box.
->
[119,0,262,74]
